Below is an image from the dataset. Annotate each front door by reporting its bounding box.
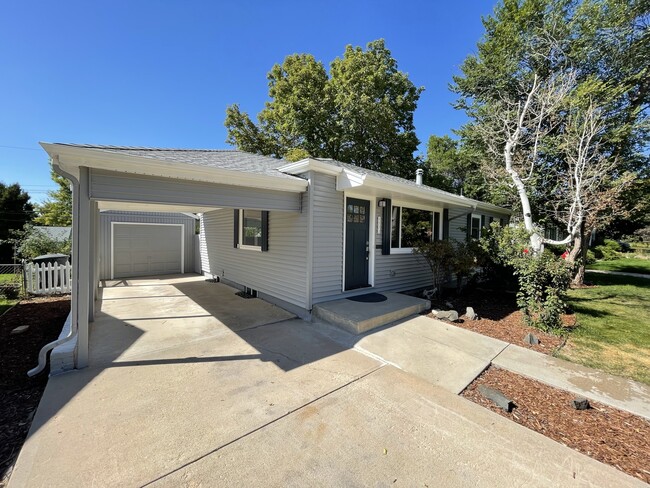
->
[345,198,370,290]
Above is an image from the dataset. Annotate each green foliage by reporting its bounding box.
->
[481,222,572,331]
[413,239,480,297]
[425,135,487,199]
[225,39,424,179]
[452,0,649,234]
[34,170,72,227]
[11,225,71,259]
[0,182,34,262]
[591,239,624,260]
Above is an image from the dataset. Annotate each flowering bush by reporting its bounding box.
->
[480,222,572,331]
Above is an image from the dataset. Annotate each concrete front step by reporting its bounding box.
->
[312,292,430,334]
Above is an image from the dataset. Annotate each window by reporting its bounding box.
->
[470,214,481,239]
[391,206,434,249]
[235,209,268,251]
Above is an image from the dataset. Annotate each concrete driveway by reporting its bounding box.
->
[9,275,644,487]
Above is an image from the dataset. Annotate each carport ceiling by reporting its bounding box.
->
[97,201,218,213]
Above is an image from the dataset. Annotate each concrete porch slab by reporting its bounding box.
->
[312,292,430,334]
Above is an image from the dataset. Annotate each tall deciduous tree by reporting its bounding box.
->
[451,0,648,283]
[225,39,424,179]
[0,182,34,262]
[34,170,72,226]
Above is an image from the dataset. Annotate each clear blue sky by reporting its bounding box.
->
[1,0,495,203]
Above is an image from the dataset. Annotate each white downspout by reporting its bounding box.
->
[28,159,79,377]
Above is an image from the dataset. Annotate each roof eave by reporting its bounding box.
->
[40,143,308,193]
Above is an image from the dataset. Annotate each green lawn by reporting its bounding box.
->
[0,297,19,316]
[587,257,650,274]
[0,273,21,284]
[562,274,650,384]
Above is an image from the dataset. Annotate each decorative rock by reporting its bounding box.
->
[436,310,459,322]
[465,307,478,320]
[572,397,590,410]
[523,332,540,345]
[478,385,514,412]
[10,325,29,335]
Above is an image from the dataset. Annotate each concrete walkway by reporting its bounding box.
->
[9,275,645,487]
[585,269,650,279]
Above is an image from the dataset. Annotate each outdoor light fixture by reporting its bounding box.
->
[378,199,387,207]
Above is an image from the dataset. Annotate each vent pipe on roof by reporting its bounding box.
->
[415,168,423,186]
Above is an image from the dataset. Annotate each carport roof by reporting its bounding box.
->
[51,144,302,180]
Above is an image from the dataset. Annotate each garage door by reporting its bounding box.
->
[112,224,183,278]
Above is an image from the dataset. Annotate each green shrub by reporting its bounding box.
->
[480,222,572,331]
[592,239,623,261]
[0,285,21,300]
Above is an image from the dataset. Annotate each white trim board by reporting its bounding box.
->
[110,222,185,280]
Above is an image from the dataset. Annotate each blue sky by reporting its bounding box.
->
[0,0,495,203]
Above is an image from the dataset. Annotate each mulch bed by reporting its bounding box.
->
[462,367,650,484]
[426,288,574,355]
[0,296,70,486]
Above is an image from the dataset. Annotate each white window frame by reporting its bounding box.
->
[238,209,263,252]
[390,202,442,254]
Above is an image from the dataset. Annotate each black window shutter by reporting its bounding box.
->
[261,211,269,252]
[381,199,392,255]
[233,209,239,248]
[489,216,494,224]
[481,215,486,230]
[433,212,440,241]
[442,209,449,240]
[500,218,505,227]
[466,213,472,241]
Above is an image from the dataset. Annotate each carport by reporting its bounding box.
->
[35,143,308,372]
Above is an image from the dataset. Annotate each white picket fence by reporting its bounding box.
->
[24,261,73,295]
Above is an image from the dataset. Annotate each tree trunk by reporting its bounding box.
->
[568,221,589,286]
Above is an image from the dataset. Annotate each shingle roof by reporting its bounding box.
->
[35,226,72,241]
[57,144,302,181]
[310,158,509,213]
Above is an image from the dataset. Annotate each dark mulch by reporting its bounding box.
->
[0,296,70,486]
[426,288,574,354]
[463,367,650,484]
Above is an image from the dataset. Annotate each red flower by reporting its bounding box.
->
[561,251,569,260]
[523,249,529,254]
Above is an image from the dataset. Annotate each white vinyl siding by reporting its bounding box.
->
[201,197,309,309]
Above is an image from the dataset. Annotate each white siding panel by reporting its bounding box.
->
[201,193,309,309]
[311,174,344,301]
[374,253,432,292]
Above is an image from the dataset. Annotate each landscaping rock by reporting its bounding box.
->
[436,310,459,322]
[523,332,540,345]
[465,307,478,320]
[478,385,514,412]
[10,325,29,335]
[572,397,590,410]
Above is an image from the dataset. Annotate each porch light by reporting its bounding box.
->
[378,199,387,208]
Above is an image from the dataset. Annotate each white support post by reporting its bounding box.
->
[76,167,91,368]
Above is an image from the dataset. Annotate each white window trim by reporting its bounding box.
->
[390,203,442,252]
[237,209,263,251]
[470,213,482,239]
[110,222,185,280]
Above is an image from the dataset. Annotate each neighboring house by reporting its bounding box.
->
[38,143,510,371]
[35,226,72,242]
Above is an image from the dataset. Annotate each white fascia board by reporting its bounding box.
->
[360,174,474,208]
[277,158,344,176]
[41,143,308,193]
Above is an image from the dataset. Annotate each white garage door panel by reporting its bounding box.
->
[113,224,183,278]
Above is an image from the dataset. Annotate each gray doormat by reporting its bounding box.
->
[346,293,387,303]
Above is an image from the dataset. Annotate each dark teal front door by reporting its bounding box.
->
[345,198,370,290]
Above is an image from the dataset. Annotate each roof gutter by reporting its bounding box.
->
[28,158,79,377]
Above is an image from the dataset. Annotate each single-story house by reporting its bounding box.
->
[36,143,510,372]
